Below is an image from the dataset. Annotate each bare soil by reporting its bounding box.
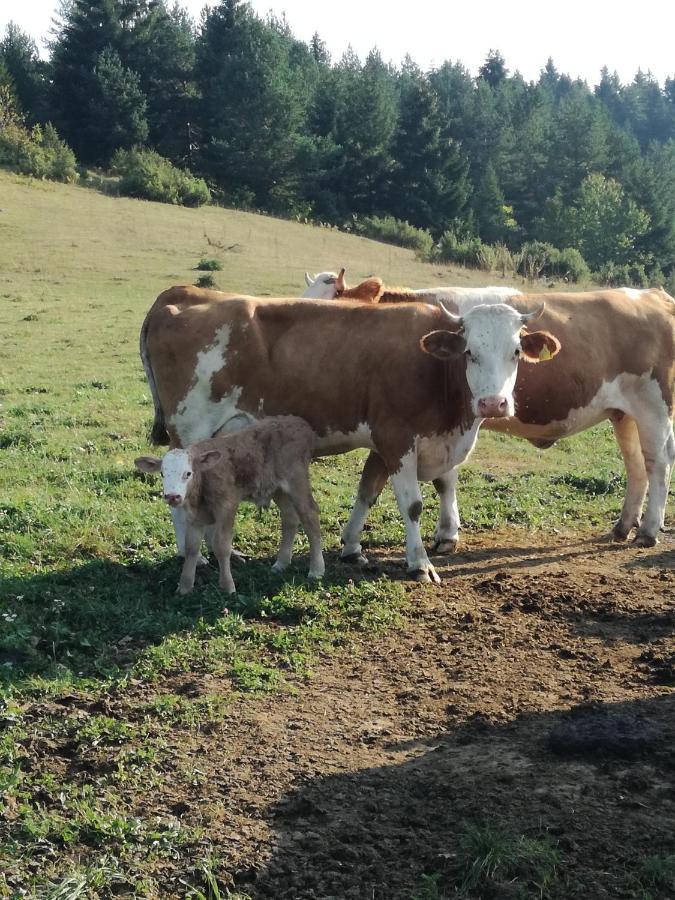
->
[32,531,675,897]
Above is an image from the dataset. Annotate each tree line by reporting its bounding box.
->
[2,0,675,286]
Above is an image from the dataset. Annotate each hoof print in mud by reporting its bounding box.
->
[548,713,660,758]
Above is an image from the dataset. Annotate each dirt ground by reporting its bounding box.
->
[30,530,675,898]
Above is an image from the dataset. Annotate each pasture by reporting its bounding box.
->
[0,171,673,898]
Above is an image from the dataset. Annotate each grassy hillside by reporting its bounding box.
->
[0,172,672,897]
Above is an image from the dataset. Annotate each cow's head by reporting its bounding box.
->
[420,303,561,418]
[302,268,346,299]
[135,448,222,507]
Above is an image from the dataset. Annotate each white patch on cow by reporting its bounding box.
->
[417,423,482,481]
[170,325,243,445]
[160,449,193,504]
[621,287,644,301]
[315,422,375,455]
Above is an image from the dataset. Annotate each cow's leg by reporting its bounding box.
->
[431,469,461,554]
[611,414,648,541]
[271,490,300,573]
[171,506,209,566]
[177,522,205,594]
[390,449,440,584]
[287,479,325,580]
[212,506,238,595]
[633,414,675,547]
[340,451,389,565]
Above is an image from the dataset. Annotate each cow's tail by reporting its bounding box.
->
[139,307,170,446]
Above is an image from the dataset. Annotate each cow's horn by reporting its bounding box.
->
[521,302,545,324]
[304,272,314,286]
[336,268,346,293]
[439,302,464,329]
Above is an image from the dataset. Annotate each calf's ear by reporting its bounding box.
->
[419,330,467,359]
[520,331,561,363]
[135,456,162,473]
[197,449,222,470]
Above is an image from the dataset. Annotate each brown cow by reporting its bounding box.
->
[312,274,675,552]
[140,286,560,582]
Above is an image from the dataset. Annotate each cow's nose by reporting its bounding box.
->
[477,395,509,418]
[164,493,182,507]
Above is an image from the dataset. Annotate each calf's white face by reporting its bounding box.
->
[135,449,222,508]
[420,303,561,419]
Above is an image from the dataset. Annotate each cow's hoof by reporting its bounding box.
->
[176,585,193,595]
[410,565,441,585]
[341,551,369,566]
[430,538,459,555]
[633,531,657,548]
[232,549,246,564]
[196,554,210,567]
[611,523,631,542]
[271,560,288,573]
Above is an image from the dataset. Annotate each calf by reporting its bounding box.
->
[135,417,324,594]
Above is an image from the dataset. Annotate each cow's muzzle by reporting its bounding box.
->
[477,395,510,418]
[164,493,183,507]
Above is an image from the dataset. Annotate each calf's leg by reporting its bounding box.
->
[212,505,238,594]
[285,475,324,580]
[271,490,300,572]
[172,506,209,566]
[177,522,205,594]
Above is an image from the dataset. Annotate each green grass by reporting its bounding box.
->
[0,170,672,896]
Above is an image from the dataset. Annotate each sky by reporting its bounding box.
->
[1,0,674,87]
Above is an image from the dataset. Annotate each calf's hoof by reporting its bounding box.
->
[633,531,657,548]
[340,551,369,566]
[196,554,210,567]
[176,584,193,595]
[430,538,459,555]
[271,560,288,573]
[308,569,324,581]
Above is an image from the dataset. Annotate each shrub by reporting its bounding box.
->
[111,147,210,207]
[196,258,222,271]
[550,247,590,283]
[493,243,517,277]
[517,240,555,282]
[195,274,217,288]
[594,262,649,288]
[354,216,434,259]
[434,230,485,267]
[0,121,77,183]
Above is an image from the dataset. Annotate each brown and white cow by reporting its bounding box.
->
[140,286,560,582]
[314,274,675,552]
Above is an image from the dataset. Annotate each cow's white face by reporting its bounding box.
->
[302,271,343,299]
[420,303,560,419]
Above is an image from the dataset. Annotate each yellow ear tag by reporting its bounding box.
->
[539,345,552,361]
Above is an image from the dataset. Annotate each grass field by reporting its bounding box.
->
[0,171,673,898]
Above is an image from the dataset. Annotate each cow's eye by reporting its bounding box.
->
[184,471,192,479]
[465,350,476,362]
[514,347,521,357]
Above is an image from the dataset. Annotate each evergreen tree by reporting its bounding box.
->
[548,84,608,201]
[87,47,148,162]
[478,50,508,88]
[0,23,49,123]
[389,71,469,233]
[472,162,514,243]
[195,1,308,211]
[49,0,126,160]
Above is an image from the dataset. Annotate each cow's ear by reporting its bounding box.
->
[420,330,467,359]
[135,455,162,473]
[342,277,382,303]
[196,449,222,470]
[520,331,561,363]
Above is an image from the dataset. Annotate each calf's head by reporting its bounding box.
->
[420,303,561,419]
[134,448,222,507]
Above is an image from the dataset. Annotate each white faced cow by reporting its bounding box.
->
[140,286,560,582]
[311,273,675,552]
